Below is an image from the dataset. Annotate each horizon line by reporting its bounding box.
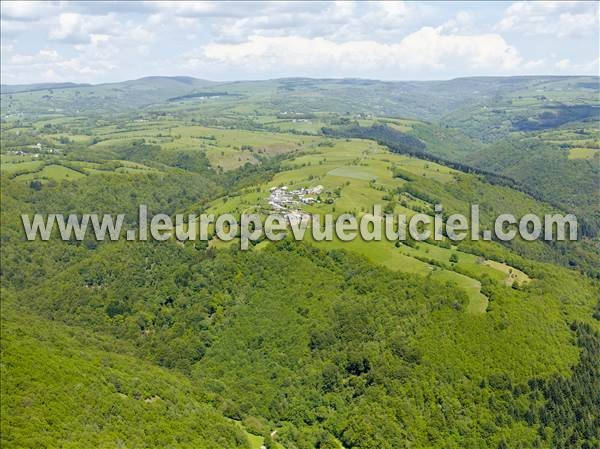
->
[2,74,598,88]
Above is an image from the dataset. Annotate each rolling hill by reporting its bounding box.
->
[1,75,599,448]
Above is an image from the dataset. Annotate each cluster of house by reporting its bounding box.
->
[7,150,37,157]
[268,185,324,225]
[268,185,323,209]
[7,143,59,158]
[279,111,313,123]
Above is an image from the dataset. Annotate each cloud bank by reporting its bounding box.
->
[1,1,598,83]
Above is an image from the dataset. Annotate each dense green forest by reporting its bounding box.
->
[1,75,599,448]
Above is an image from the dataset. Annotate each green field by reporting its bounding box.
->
[197,134,540,316]
[568,147,599,159]
[14,164,86,182]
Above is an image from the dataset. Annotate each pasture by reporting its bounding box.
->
[200,133,527,314]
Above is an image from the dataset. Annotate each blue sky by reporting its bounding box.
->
[1,1,598,84]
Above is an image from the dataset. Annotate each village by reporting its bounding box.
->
[6,142,61,158]
[268,185,324,225]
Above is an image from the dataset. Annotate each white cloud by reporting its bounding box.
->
[0,1,58,21]
[38,49,60,61]
[0,1,597,83]
[160,1,236,17]
[45,12,156,47]
[206,1,426,44]
[127,23,156,44]
[3,47,117,83]
[10,49,59,65]
[438,11,476,34]
[48,13,121,44]
[555,58,599,73]
[48,13,86,42]
[198,27,523,78]
[0,19,29,36]
[497,1,599,37]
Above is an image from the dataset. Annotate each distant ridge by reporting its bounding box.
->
[1,76,215,95]
[0,82,91,94]
[133,75,202,85]
[3,74,597,92]
[102,76,215,89]
[2,75,598,120]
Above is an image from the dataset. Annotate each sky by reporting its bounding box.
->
[1,1,599,84]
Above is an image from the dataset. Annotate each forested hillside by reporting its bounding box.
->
[1,76,599,448]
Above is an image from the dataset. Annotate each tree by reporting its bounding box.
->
[29,180,42,191]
